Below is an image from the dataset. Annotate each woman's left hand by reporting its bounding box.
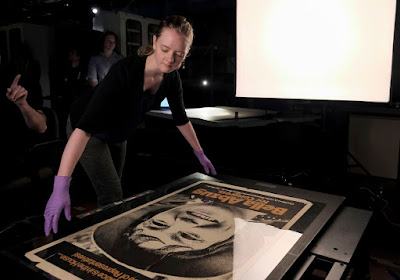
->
[193,149,217,175]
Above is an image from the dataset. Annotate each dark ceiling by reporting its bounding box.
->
[1,0,88,25]
[0,0,235,26]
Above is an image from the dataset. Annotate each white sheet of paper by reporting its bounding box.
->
[232,218,302,280]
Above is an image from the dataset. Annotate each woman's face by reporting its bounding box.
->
[103,34,116,52]
[152,28,190,73]
[127,204,235,252]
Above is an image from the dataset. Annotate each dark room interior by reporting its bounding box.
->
[1,0,400,279]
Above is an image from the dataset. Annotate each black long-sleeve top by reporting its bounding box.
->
[70,54,189,143]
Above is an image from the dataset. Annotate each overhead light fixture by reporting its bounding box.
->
[91,7,99,14]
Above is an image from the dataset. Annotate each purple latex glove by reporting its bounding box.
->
[44,176,72,236]
[193,149,217,175]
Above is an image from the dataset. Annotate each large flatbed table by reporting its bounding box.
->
[0,173,371,280]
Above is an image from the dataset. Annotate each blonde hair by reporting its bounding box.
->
[137,15,194,57]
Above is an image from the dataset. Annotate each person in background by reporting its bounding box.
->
[1,74,47,185]
[87,31,124,87]
[1,42,47,182]
[52,44,88,139]
[44,15,217,236]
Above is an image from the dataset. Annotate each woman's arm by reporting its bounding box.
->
[88,78,99,87]
[44,128,91,236]
[177,121,216,175]
[57,128,91,176]
[176,121,202,151]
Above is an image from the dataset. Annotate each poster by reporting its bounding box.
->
[26,180,313,280]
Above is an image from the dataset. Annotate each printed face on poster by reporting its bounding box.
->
[26,180,313,280]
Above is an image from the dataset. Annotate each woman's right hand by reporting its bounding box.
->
[44,176,72,236]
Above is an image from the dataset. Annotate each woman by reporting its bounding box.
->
[87,31,124,87]
[92,200,246,278]
[123,203,236,252]
[44,16,216,236]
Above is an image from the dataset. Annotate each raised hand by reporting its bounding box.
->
[6,74,28,106]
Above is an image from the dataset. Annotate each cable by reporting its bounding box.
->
[348,151,400,227]
[359,187,400,227]
[122,0,136,11]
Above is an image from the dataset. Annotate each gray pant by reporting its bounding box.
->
[66,117,126,206]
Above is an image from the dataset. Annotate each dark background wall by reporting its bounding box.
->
[1,0,399,186]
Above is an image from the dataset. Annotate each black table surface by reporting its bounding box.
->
[0,172,346,280]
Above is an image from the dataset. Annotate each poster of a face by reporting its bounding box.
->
[26,180,313,280]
